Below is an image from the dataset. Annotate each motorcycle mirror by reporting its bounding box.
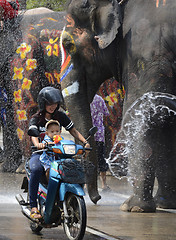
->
[28,127,40,137]
[88,126,97,136]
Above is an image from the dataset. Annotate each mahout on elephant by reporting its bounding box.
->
[62,0,176,212]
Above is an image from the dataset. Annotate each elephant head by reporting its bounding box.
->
[66,0,122,49]
[62,0,122,101]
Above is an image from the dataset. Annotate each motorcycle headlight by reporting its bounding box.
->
[63,145,76,155]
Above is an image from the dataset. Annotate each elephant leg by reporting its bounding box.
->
[64,92,101,204]
[86,140,101,204]
[120,132,156,212]
[154,123,176,209]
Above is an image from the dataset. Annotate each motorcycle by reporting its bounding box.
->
[16,126,97,240]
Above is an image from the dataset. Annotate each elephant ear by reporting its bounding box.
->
[94,0,122,49]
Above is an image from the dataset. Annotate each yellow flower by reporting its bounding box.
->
[117,86,125,99]
[17,110,27,121]
[17,128,24,141]
[22,78,32,90]
[13,67,23,80]
[105,92,118,107]
[14,89,22,102]
[26,59,37,71]
[16,43,31,59]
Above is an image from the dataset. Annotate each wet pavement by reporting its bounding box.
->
[0,172,176,240]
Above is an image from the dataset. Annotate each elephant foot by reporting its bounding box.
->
[120,195,156,213]
[154,195,176,209]
[87,182,101,204]
[90,194,101,204]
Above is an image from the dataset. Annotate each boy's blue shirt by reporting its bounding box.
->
[40,135,55,168]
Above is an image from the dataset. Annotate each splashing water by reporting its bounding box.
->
[107,91,176,180]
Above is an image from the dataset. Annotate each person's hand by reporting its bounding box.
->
[84,142,90,148]
[84,142,90,157]
[36,142,45,149]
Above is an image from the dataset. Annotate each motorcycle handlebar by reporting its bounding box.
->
[31,145,93,154]
[84,147,92,151]
[31,146,37,151]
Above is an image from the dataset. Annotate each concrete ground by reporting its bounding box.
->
[0,172,176,240]
[0,130,176,239]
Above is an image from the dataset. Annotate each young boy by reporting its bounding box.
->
[40,120,61,180]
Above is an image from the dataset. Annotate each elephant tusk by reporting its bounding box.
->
[119,0,128,5]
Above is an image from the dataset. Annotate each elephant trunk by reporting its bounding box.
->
[108,91,176,178]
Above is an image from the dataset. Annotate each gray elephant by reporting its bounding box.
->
[61,0,176,212]
[0,8,65,171]
[1,7,123,205]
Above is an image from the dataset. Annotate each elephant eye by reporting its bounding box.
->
[82,0,89,8]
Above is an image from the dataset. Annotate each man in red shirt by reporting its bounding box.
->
[0,0,19,20]
[0,0,19,29]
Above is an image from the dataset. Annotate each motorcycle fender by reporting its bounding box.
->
[59,183,85,201]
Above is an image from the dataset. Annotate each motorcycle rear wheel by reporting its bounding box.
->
[63,194,86,240]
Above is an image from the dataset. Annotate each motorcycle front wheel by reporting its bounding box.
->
[63,194,86,240]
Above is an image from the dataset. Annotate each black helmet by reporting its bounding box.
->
[37,87,63,112]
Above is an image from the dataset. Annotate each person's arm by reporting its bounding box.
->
[0,5,4,30]
[29,114,45,149]
[57,111,90,147]
[31,136,45,149]
[69,127,90,147]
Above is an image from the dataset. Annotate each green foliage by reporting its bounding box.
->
[26,0,66,11]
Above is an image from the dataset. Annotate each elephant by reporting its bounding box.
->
[61,0,176,212]
[0,6,124,205]
[0,8,66,171]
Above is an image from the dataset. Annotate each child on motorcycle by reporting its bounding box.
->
[40,120,61,181]
[28,86,90,220]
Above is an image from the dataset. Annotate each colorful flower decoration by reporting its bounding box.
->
[17,127,24,141]
[22,78,32,90]
[16,43,32,59]
[105,92,118,107]
[17,110,27,121]
[117,86,125,99]
[14,89,22,102]
[13,67,24,80]
[26,59,37,71]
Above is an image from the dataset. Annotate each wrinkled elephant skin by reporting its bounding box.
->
[0,8,65,171]
[62,0,176,212]
[0,7,103,205]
